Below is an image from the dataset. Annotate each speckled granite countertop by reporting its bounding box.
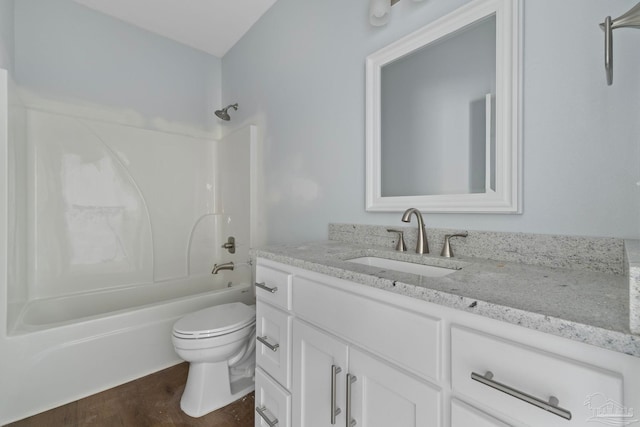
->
[253,240,640,357]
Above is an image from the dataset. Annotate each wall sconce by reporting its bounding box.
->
[369,0,425,27]
[600,2,640,85]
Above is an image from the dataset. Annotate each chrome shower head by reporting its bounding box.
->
[214,103,238,121]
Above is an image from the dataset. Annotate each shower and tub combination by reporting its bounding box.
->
[0,68,258,424]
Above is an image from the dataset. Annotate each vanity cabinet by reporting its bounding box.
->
[292,315,439,427]
[254,263,293,427]
[255,258,640,427]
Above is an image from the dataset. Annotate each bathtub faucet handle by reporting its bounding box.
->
[212,261,234,274]
[221,236,236,254]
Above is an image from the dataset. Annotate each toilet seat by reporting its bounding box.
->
[173,302,255,340]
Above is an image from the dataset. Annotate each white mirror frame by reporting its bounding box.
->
[365,0,522,213]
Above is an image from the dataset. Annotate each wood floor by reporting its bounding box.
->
[6,363,255,427]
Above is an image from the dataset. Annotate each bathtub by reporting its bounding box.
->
[14,275,254,331]
[1,274,255,424]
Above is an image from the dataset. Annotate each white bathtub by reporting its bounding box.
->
[14,275,252,331]
[1,275,255,424]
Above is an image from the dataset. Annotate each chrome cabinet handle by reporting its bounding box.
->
[256,335,280,352]
[256,406,279,426]
[255,282,278,293]
[471,371,572,420]
[331,365,342,424]
[346,373,357,427]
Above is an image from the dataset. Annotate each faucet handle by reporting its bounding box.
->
[440,232,468,258]
[386,229,406,252]
[221,236,236,254]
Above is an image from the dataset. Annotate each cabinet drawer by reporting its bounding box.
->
[255,367,291,427]
[293,274,441,381]
[256,302,292,388]
[451,326,623,426]
[255,262,292,310]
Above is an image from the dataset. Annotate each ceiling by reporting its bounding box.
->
[72,0,279,58]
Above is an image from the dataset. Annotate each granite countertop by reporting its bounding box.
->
[253,240,640,357]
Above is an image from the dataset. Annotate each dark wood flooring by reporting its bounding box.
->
[6,363,255,427]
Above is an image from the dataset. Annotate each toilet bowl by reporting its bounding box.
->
[172,302,256,417]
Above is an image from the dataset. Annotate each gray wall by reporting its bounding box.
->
[0,0,14,75]
[222,0,640,243]
[13,0,221,131]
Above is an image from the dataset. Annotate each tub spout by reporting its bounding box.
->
[212,262,234,274]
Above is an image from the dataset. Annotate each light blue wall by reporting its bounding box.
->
[13,0,221,131]
[0,0,14,75]
[223,0,640,243]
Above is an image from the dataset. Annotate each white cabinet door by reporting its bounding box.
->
[292,318,443,427]
[349,348,442,427]
[292,319,348,427]
[451,399,511,427]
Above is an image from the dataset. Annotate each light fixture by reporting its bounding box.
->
[600,2,640,85]
[369,0,393,26]
[369,0,426,27]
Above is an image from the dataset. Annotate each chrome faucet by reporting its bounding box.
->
[401,208,429,254]
[440,232,468,258]
[212,261,234,274]
[386,229,406,252]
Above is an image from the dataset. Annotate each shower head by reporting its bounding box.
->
[214,103,238,121]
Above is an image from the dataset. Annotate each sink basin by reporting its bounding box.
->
[347,256,457,277]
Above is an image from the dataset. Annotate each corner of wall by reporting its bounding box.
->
[0,68,9,337]
[0,0,15,78]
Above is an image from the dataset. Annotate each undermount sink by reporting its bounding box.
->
[347,256,458,277]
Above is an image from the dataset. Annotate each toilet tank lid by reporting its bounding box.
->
[173,302,256,336]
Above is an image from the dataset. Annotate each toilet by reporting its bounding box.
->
[172,302,256,417]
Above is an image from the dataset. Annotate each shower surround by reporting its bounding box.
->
[0,70,258,424]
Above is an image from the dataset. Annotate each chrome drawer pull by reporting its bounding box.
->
[257,335,280,352]
[331,365,342,424]
[346,373,357,427]
[471,371,572,420]
[256,406,279,426]
[255,282,278,293]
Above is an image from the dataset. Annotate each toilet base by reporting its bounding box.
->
[180,359,255,418]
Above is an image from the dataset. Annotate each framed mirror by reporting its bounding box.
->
[365,0,521,213]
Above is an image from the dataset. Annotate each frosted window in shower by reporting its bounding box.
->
[62,155,137,265]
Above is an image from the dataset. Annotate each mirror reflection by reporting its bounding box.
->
[381,16,496,197]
